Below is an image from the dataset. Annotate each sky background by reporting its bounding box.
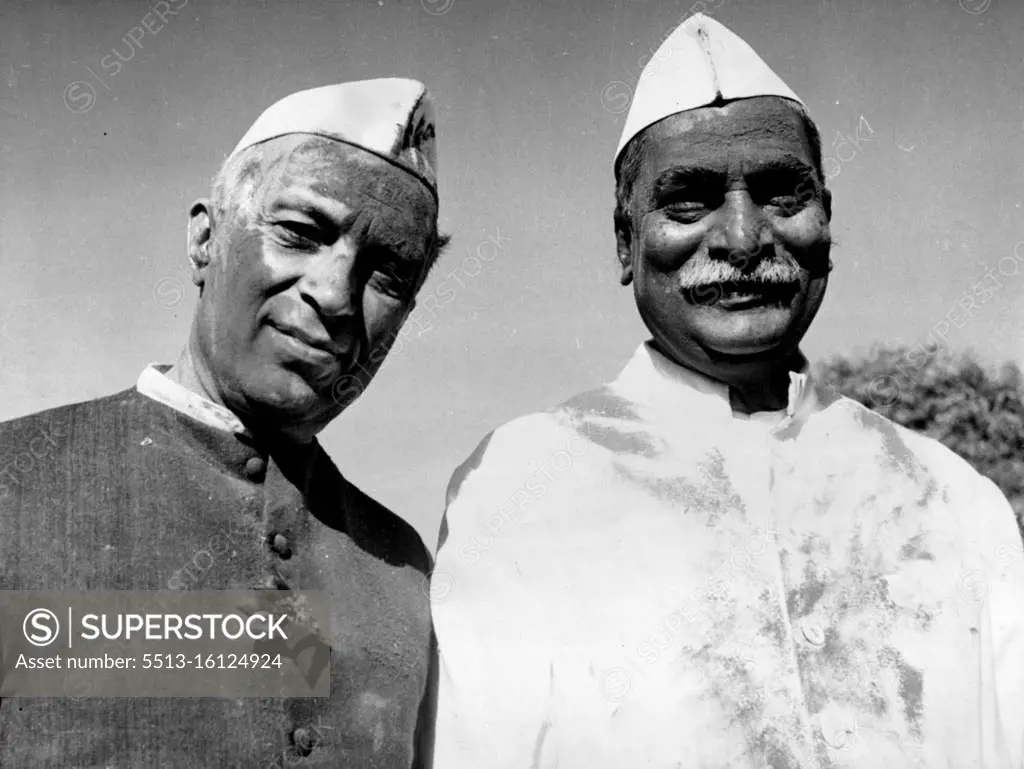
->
[1,0,1022,548]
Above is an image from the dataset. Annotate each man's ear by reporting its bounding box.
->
[614,211,634,286]
[187,198,214,289]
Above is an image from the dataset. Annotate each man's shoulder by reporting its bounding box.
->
[0,388,145,518]
[0,388,141,438]
[0,388,143,456]
[444,391,610,518]
[824,393,1001,495]
[470,409,581,460]
[894,420,1012,509]
[461,383,621,458]
[326,458,433,575]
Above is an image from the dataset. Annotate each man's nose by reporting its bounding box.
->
[298,242,360,320]
[707,189,771,272]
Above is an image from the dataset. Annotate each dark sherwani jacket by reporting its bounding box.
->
[0,383,436,768]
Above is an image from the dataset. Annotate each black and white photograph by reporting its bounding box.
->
[1,0,1023,766]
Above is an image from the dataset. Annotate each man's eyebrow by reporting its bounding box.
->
[649,167,724,205]
[265,190,353,226]
[366,230,422,262]
[744,156,818,181]
[648,156,818,206]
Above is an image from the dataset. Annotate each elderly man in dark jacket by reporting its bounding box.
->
[0,77,446,768]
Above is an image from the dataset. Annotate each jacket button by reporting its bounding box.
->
[270,533,293,560]
[291,726,318,756]
[244,456,267,482]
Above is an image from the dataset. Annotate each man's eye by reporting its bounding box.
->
[274,222,322,247]
[765,195,802,215]
[662,201,711,222]
[758,178,817,216]
[369,266,417,300]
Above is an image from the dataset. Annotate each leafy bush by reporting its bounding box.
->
[816,345,1024,533]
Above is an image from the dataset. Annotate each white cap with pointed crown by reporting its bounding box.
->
[615,13,805,163]
[227,78,438,198]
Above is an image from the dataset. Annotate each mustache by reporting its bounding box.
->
[677,255,804,289]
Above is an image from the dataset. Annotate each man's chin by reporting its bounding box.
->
[269,358,374,408]
[703,336,789,358]
[241,371,332,425]
[693,328,794,359]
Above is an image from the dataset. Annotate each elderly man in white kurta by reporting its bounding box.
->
[430,13,1024,769]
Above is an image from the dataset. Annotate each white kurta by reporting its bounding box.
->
[431,342,1024,769]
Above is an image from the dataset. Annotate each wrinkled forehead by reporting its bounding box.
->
[641,97,815,177]
[256,134,437,228]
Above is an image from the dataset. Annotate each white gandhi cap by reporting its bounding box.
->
[616,14,805,164]
[228,78,438,198]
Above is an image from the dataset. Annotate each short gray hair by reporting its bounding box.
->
[210,143,268,225]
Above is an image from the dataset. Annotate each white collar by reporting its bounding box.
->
[136,364,251,438]
[611,341,812,425]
